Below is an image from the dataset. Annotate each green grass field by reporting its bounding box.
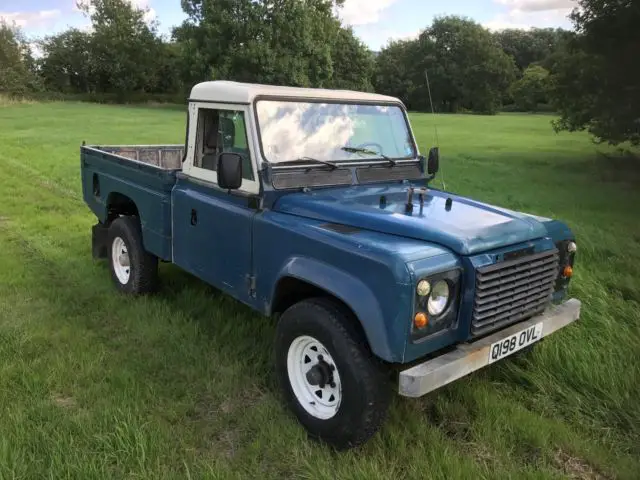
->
[0,102,638,479]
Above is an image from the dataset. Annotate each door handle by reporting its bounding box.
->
[190,208,198,226]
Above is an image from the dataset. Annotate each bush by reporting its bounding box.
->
[510,65,550,112]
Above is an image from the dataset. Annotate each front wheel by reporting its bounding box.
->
[275,298,390,450]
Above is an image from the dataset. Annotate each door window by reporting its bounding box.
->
[194,108,254,180]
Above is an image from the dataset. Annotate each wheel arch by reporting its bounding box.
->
[270,258,397,362]
[272,277,368,346]
[105,191,140,224]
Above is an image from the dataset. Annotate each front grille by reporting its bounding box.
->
[472,248,559,336]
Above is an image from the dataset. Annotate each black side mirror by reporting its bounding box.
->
[427,147,439,175]
[217,152,243,190]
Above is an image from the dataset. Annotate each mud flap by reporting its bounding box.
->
[92,222,109,259]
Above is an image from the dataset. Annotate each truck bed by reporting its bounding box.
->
[81,144,183,261]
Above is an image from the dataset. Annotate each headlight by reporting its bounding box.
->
[416,280,431,296]
[427,280,450,316]
[567,241,577,253]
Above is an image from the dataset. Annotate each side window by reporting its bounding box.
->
[195,108,254,180]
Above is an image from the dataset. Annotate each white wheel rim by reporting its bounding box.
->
[287,335,342,420]
[111,237,131,284]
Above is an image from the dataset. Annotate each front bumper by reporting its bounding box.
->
[398,298,581,397]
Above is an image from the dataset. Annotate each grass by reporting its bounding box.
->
[0,102,638,479]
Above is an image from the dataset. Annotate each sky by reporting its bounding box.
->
[1,0,576,51]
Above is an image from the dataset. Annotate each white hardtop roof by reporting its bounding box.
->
[189,80,403,105]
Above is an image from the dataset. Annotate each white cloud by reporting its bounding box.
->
[337,0,399,26]
[495,0,574,12]
[0,10,61,28]
[483,18,533,30]
[378,28,422,48]
[29,41,44,59]
[355,26,422,51]
[388,29,422,42]
[484,0,574,31]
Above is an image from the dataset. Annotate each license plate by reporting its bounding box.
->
[488,322,543,363]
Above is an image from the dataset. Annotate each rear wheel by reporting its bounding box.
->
[107,216,158,294]
[275,298,390,450]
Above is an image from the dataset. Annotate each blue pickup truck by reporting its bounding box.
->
[81,81,581,449]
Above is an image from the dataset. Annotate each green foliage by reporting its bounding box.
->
[0,22,41,94]
[327,26,375,91]
[38,29,93,93]
[82,0,170,96]
[374,16,517,114]
[494,28,570,71]
[551,0,640,146]
[510,65,551,112]
[373,39,422,106]
[3,0,373,102]
[38,0,182,98]
[173,0,364,90]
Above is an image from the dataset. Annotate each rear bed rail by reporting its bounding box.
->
[85,145,185,170]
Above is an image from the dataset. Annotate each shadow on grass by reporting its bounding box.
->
[593,150,640,185]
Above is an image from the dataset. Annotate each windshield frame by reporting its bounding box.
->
[252,95,419,168]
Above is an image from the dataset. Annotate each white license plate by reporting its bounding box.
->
[488,322,543,363]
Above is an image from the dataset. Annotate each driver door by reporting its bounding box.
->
[172,102,260,307]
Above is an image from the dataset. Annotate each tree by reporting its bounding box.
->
[75,0,174,97]
[0,21,40,94]
[373,39,423,109]
[375,16,517,114]
[511,65,550,112]
[39,29,93,93]
[495,28,570,71]
[328,26,375,92]
[428,16,517,113]
[551,0,640,146]
[174,0,372,89]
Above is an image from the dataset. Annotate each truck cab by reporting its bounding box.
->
[81,81,581,450]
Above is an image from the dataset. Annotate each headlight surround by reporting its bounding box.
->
[412,269,461,340]
[554,239,577,294]
[427,280,450,316]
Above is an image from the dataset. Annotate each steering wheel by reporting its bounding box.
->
[355,142,384,154]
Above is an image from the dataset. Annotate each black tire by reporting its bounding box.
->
[274,297,391,450]
[107,216,158,294]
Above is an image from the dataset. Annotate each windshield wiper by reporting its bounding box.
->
[275,157,338,170]
[341,147,397,167]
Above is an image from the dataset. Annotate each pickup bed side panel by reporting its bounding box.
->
[253,211,416,363]
[81,148,176,260]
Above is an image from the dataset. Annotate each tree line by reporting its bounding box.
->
[1,0,637,146]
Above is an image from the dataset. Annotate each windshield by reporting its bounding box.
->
[255,100,416,164]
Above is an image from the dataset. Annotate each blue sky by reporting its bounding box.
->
[2,0,575,50]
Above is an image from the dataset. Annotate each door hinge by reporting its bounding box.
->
[246,274,257,298]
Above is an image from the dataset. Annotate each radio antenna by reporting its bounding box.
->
[425,68,446,190]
